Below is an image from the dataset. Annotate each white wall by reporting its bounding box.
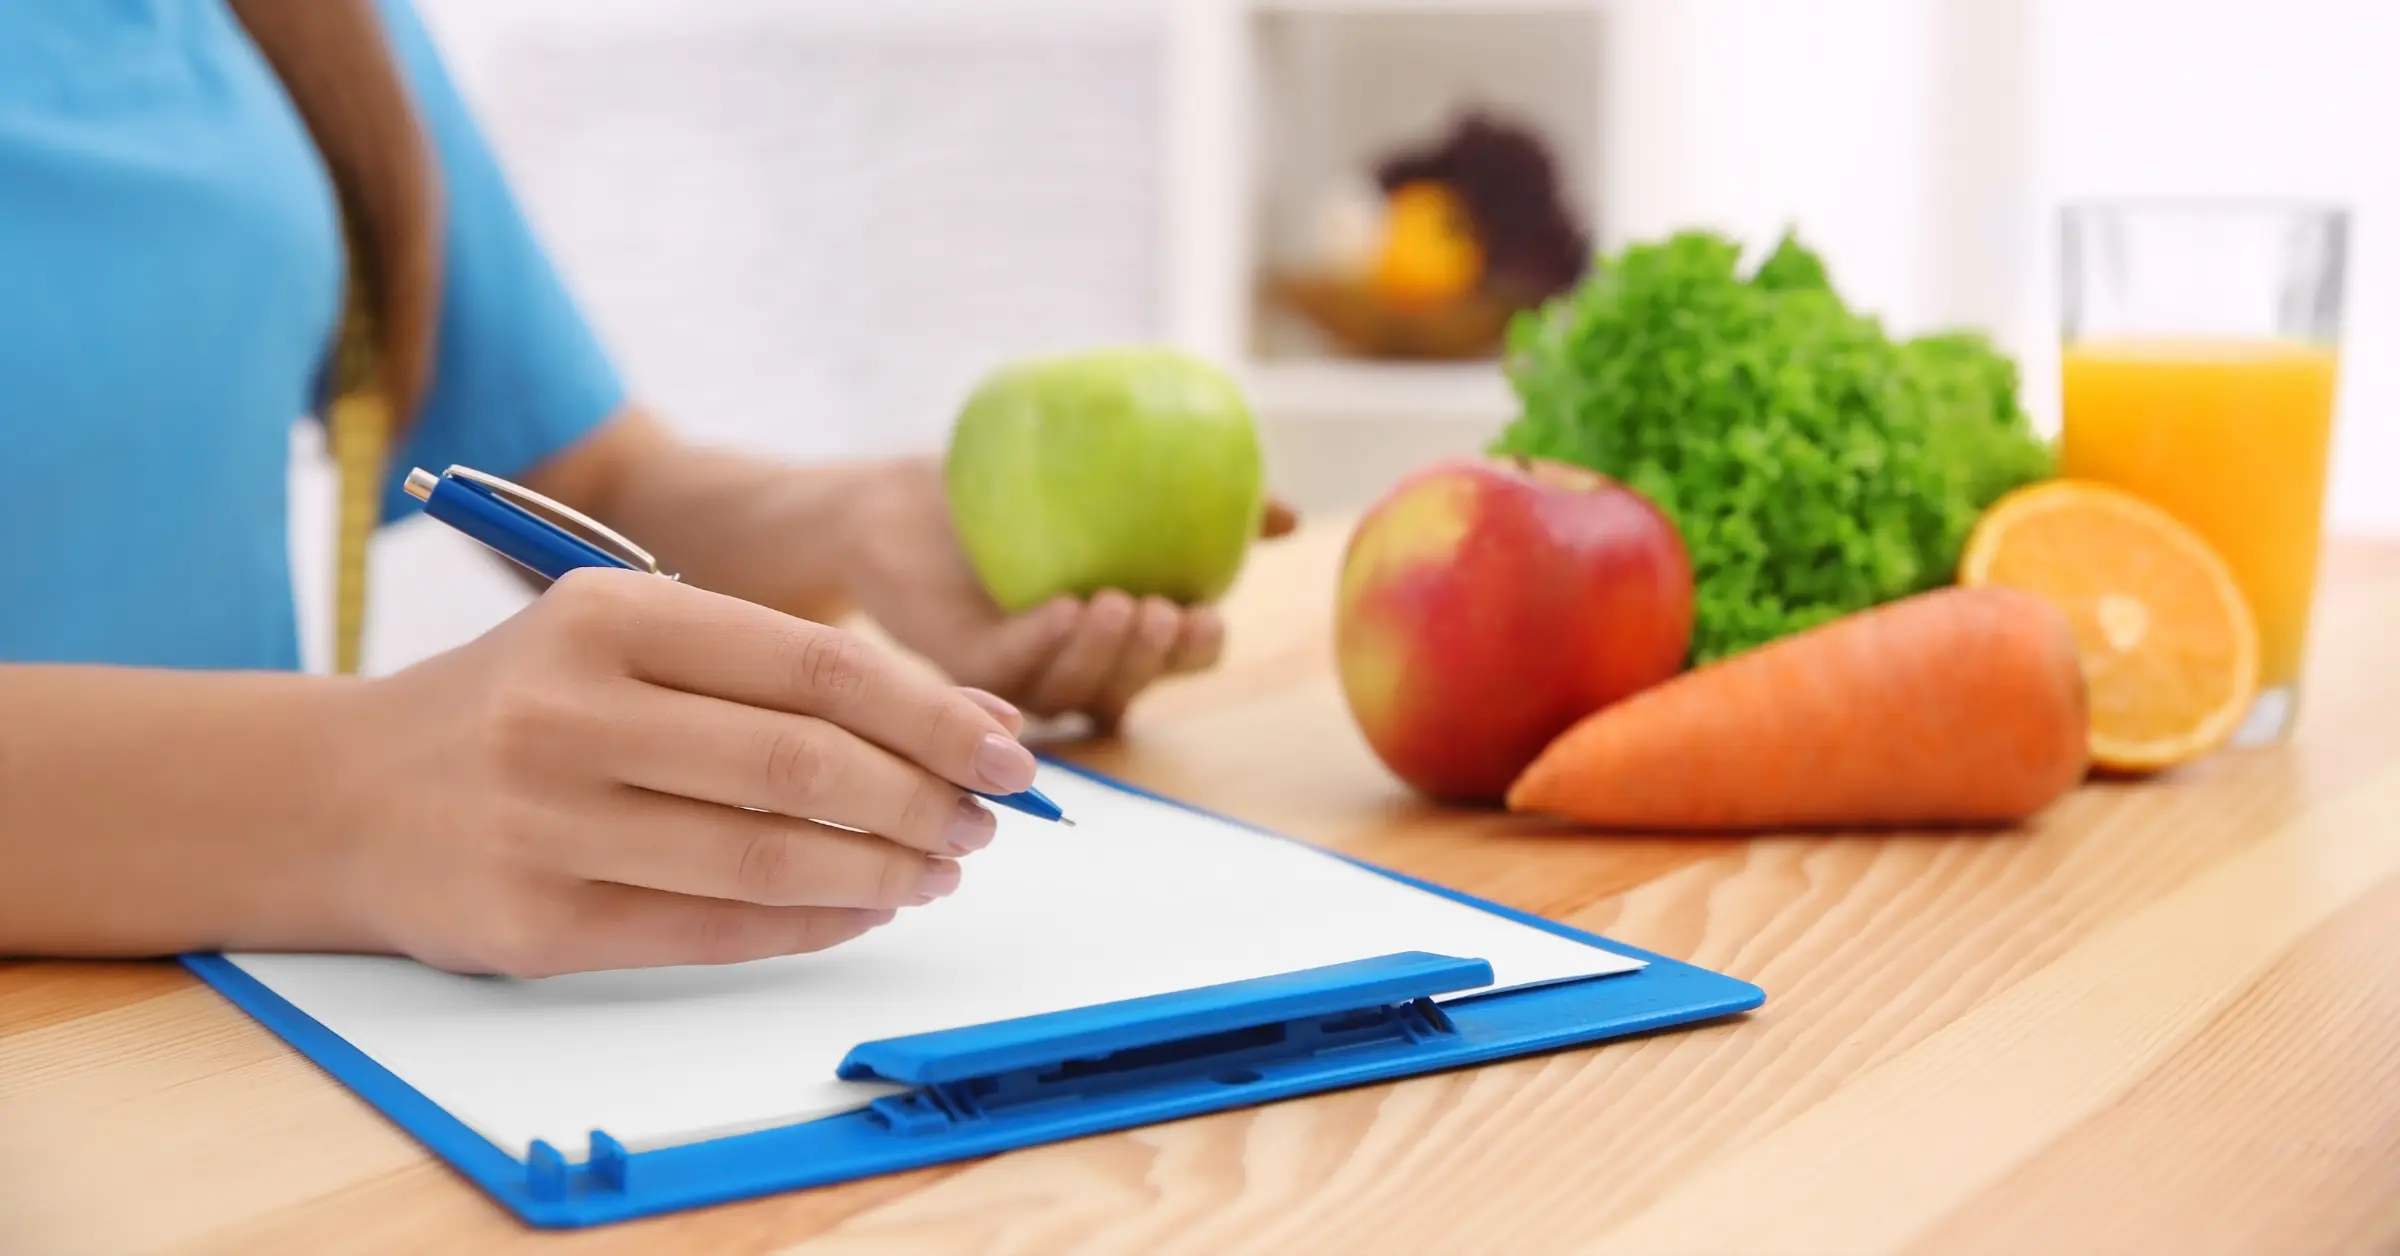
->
[1595,0,1955,337]
[414,0,1169,464]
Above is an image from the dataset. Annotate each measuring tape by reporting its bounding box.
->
[327,386,388,676]
[325,223,390,678]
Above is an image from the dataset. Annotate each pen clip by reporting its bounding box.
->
[432,465,668,577]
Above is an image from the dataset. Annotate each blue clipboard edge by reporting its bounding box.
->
[177,755,1764,1229]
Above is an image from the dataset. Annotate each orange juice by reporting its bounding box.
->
[2059,337,2340,689]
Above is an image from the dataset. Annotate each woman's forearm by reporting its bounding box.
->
[517,407,879,624]
[0,665,371,957]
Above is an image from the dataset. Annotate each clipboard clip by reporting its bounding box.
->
[837,952,1495,1136]
[518,953,1498,1201]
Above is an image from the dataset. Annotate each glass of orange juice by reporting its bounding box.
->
[2059,200,2349,744]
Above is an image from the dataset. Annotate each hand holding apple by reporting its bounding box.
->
[921,346,1288,726]
[842,454,1297,730]
[1335,455,1694,802]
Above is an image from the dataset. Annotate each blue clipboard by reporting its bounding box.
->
[179,760,1763,1229]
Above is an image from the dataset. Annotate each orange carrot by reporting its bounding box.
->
[1505,585,2089,832]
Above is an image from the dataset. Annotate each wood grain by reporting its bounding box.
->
[5,521,2399,1256]
[1909,872,2400,1256]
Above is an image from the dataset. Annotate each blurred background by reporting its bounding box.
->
[301,0,2400,674]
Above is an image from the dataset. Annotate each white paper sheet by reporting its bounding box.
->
[227,766,1641,1157]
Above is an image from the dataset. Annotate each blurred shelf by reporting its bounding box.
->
[1243,358,1518,424]
[1167,0,1613,397]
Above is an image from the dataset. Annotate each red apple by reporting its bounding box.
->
[1334,454,1693,803]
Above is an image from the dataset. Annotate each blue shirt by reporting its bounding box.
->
[0,0,623,670]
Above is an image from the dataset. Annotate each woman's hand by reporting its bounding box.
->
[341,567,1037,978]
[840,456,1297,729]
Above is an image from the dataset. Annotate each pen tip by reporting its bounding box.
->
[1060,817,1078,827]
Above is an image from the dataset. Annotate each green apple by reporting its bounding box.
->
[943,346,1267,612]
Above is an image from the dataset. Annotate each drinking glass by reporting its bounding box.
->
[2059,199,2348,744]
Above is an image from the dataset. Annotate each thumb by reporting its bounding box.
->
[962,596,1077,693]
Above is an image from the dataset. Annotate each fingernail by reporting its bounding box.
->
[974,732,1038,794]
[861,908,898,928]
[917,858,962,903]
[947,795,997,852]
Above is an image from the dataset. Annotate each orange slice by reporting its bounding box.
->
[1959,479,2260,773]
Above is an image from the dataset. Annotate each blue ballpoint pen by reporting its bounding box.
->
[403,464,1072,826]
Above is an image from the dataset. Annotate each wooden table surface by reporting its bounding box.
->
[8,519,2400,1256]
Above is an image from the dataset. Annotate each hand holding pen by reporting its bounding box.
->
[405,466,1071,826]
[323,466,1064,979]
